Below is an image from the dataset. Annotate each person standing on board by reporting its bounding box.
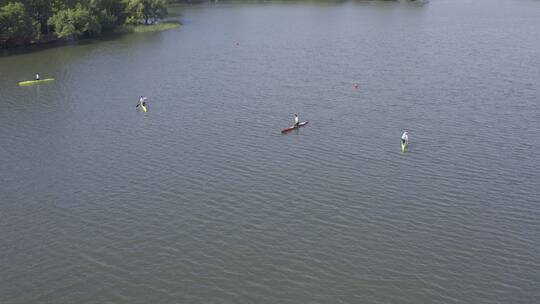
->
[136,96,149,112]
[401,131,409,146]
[35,73,40,80]
[294,114,299,127]
[136,96,147,108]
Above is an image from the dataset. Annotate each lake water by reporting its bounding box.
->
[1,0,539,303]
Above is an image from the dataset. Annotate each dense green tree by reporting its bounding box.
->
[122,0,168,25]
[1,0,171,47]
[0,2,39,41]
[48,5,101,38]
[122,0,144,25]
[88,0,121,30]
[142,0,167,25]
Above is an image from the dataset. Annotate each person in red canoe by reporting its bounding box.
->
[294,114,299,127]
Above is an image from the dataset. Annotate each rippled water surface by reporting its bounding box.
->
[1,0,539,303]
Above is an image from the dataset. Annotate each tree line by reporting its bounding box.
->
[0,0,173,47]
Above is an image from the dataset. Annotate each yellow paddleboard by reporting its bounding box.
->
[401,141,408,152]
[141,104,147,112]
[18,78,55,86]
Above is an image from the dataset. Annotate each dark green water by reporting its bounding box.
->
[1,0,539,303]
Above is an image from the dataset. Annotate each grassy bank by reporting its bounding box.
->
[114,22,181,34]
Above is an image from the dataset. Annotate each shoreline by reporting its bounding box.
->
[113,22,181,34]
[0,22,180,53]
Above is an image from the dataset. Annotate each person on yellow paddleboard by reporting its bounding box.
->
[35,73,40,80]
[401,131,409,146]
[136,96,148,111]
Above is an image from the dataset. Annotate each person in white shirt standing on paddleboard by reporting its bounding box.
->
[136,96,148,112]
[401,131,409,146]
[294,114,299,127]
[136,96,147,107]
[35,73,40,80]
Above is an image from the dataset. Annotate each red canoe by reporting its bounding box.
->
[281,121,309,133]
